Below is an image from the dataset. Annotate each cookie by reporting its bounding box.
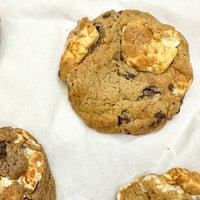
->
[117,168,200,200]
[59,10,193,135]
[0,127,56,200]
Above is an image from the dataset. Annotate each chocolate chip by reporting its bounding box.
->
[94,23,102,31]
[118,116,130,125]
[180,96,185,105]
[117,70,136,80]
[120,53,124,61]
[149,111,166,128]
[123,73,136,80]
[93,23,106,40]
[0,141,7,159]
[124,130,131,134]
[154,111,166,120]
[168,84,174,91]
[103,13,111,18]
[118,110,131,125]
[137,86,161,100]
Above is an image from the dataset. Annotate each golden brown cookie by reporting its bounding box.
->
[59,10,193,135]
[0,127,56,200]
[117,168,200,200]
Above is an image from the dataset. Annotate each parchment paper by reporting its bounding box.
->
[0,0,200,199]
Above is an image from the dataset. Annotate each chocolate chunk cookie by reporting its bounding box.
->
[59,10,193,135]
[117,168,200,200]
[0,127,56,200]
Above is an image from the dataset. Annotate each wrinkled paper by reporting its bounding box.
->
[0,0,200,199]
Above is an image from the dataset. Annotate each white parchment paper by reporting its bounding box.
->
[0,0,200,199]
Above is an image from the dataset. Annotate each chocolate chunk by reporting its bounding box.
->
[103,13,111,18]
[168,84,174,91]
[154,111,166,120]
[124,130,131,134]
[118,110,131,125]
[137,86,161,100]
[118,116,130,125]
[94,23,102,31]
[120,53,124,61]
[117,70,136,80]
[123,73,136,80]
[149,111,166,128]
[0,141,7,159]
[180,95,185,105]
[93,23,106,43]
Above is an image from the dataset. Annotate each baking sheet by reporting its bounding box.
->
[0,0,200,199]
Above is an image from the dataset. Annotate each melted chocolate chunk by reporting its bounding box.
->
[0,141,7,159]
[137,86,161,100]
[154,111,166,120]
[103,13,111,18]
[168,84,174,91]
[149,111,166,128]
[118,110,131,125]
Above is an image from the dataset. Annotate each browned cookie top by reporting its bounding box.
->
[59,10,193,135]
[0,127,56,200]
[118,168,200,200]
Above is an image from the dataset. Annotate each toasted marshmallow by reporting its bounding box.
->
[20,147,45,190]
[0,129,45,195]
[63,18,99,64]
[118,168,200,200]
[164,168,200,195]
[117,174,184,200]
[0,177,13,190]
[122,22,180,74]
[143,174,184,194]
[172,80,193,96]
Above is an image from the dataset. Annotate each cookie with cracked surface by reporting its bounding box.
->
[0,127,56,200]
[117,168,200,200]
[59,10,193,135]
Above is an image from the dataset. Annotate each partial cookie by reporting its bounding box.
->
[117,168,200,200]
[0,127,56,200]
[59,10,193,135]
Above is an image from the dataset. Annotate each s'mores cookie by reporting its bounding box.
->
[0,127,56,200]
[117,168,200,200]
[59,10,193,135]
